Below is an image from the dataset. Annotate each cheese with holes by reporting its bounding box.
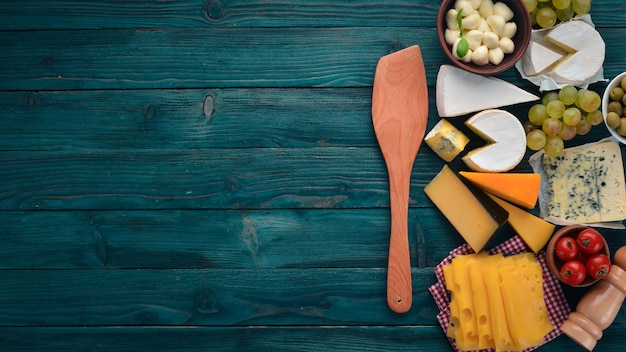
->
[541,141,626,224]
[424,165,507,252]
[443,253,553,351]
[436,65,540,117]
[487,194,555,253]
[425,119,470,162]
[462,109,526,172]
[459,171,540,209]
[544,20,605,86]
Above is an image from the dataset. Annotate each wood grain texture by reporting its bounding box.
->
[0,1,621,30]
[372,45,429,313]
[0,27,624,90]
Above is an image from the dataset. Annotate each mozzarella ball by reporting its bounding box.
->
[486,14,506,36]
[499,37,515,54]
[472,45,489,65]
[445,28,461,46]
[488,47,505,65]
[455,0,474,16]
[468,0,483,9]
[482,31,500,49]
[466,29,484,50]
[501,22,517,39]
[462,13,482,29]
[479,0,494,18]
[446,9,459,30]
[493,2,514,22]
[462,49,474,63]
[477,18,491,32]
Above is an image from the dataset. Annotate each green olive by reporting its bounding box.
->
[621,76,626,91]
[617,118,626,136]
[607,112,621,129]
[610,87,625,102]
[608,101,623,114]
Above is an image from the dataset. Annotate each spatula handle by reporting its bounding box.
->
[386,167,412,313]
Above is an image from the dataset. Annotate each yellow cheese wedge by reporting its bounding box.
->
[425,119,470,162]
[424,165,506,252]
[487,194,555,253]
[459,171,541,209]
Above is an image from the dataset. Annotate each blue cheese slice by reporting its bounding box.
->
[542,141,626,224]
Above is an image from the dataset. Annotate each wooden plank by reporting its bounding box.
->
[0,0,621,30]
[0,268,440,326]
[1,26,624,90]
[0,147,547,211]
[0,208,473,270]
[3,325,625,351]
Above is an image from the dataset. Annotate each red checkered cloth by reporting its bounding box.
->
[428,235,571,352]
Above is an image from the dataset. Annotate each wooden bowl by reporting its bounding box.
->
[546,225,610,287]
[436,0,532,75]
[602,71,626,144]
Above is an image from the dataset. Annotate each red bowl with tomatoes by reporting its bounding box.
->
[546,225,611,287]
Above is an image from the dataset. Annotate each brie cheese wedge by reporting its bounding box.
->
[522,40,564,76]
[462,109,526,172]
[436,65,540,117]
[544,20,605,86]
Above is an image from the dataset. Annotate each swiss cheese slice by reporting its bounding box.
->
[462,109,526,173]
[544,20,605,86]
[424,165,507,252]
[436,65,540,117]
[487,193,555,253]
[459,171,540,209]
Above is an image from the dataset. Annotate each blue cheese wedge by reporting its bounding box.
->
[541,141,626,224]
[425,119,470,162]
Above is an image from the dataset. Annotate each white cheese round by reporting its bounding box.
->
[462,109,526,172]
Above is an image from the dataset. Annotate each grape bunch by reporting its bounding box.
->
[522,0,592,29]
[524,85,602,156]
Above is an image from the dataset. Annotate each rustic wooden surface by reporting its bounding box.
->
[1,0,626,350]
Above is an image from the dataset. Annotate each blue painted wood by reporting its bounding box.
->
[1,0,626,350]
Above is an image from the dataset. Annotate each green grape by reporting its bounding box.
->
[559,85,578,105]
[527,129,547,150]
[542,117,562,135]
[546,99,566,118]
[528,104,549,125]
[536,7,557,28]
[538,0,550,2]
[556,5,575,21]
[578,90,601,113]
[544,135,564,156]
[586,110,604,126]
[523,120,539,134]
[576,119,592,135]
[552,0,571,9]
[542,91,560,105]
[559,124,577,141]
[562,107,582,126]
[575,88,588,108]
[572,0,591,15]
[523,0,539,12]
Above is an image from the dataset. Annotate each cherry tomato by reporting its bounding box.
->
[576,228,604,254]
[560,260,586,285]
[586,253,611,279]
[555,236,579,261]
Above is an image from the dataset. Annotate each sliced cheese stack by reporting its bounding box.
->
[521,20,605,86]
[443,252,553,351]
[436,65,539,117]
[541,141,626,224]
[462,109,526,173]
[424,165,508,252]
[425,119,470,162]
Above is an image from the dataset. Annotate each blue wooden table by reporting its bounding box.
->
[1,1,626,350]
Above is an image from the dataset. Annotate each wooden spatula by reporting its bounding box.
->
[371,45,428,313]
